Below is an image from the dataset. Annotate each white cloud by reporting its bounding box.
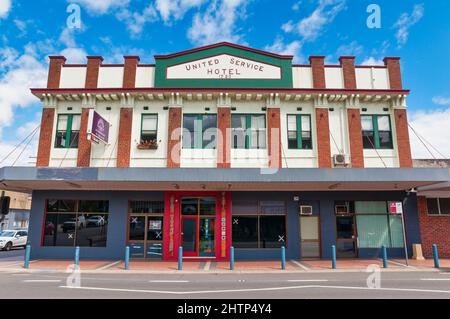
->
[69,0,130,15]
[116,4,159,37]
[336,41,363,56]
[0,0,11,19]
[60,47,87,63]
[393,4,424,48]
[409,108,450,159]
[265,37,303,63]
[432,96,450,106]
[284,0,346,41]
[187,0,250,45]
[361,57,384,66]
[156,0,207,24]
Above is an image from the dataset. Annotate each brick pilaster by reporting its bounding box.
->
[77,108,92,167]
[315,108,332,168]
[36,108,55,167]
[47,56,66,89]
[167,107,182,168]
[123,56,140,88]
[85,56,103,89]
[117,108,133,168]
[384,57,403,90]
[340,56,356,89]
[347,108,364,168]
[394,108,413,168]
[309,56,326,89]
[267,107,282,169]
[217,107,231,168]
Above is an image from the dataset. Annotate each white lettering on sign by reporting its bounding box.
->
[166,54,282,80]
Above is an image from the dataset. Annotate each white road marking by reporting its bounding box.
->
[149,280,189,283]
[420,278,450,281]
[388,260,415,268]
[59,284,450,295]
[24,280,62,283]
[203,261,211,271]
[96,261,121,271]
[287,279,328,282]
[290,260,310,271]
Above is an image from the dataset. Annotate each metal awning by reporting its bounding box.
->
[1,167,449,192]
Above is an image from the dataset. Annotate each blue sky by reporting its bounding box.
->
[0,0,449,164]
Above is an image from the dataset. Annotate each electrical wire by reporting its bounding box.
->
[408,123,446,159]
[364,135,388,168]
[12,127,39,166]
[0,125,40,165]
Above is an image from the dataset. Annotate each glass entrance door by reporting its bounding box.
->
[300,216,320,258]
[181,197,216,257]
[336,215,357,258]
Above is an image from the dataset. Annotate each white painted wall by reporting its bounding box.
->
[356,67,389,90]
[97,67,124,88]
[292,67,313,89]
[135,66,155,88]
[324,67,344,89]
[59,67,87,88]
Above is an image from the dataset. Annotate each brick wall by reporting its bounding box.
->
[267,107,281,169]
[167,107,182,168]
[77,108,92,167]
[217,107,231,168]
[418,196,450,258]
[347,108,364,168]
[85,56,103,89]
[123,56,140,88]
[47,56,66,89]
[340,56,356,89]
[315,108,332,168]
[36,108,55,167]
[309,56,326,89]
[384,57,403,90]
[394,108,413,168]
[116,108,133,168]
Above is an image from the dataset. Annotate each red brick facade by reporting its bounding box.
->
[217,107,231,168]
[394,108,413,168]
[418,196,450,258]
[167,107,182,168]
[77,108,92,167]
[347,108,364,168]
[47,56,66,89]
[315,108,332,168]
[123,56,140,88]
[117,108,133,168]
[36,108,55,167]
[85,56,103,89]
[384,57,403,90]
[267,107,282,169]
[310,56,326,89]
[340,56,356,89]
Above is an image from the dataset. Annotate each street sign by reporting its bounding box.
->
[87,110,109,144]
[389,201,403,214]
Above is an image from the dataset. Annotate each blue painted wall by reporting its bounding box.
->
[28,190,419,260]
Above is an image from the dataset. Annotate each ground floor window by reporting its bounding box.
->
[426,198,450,215]
[232,201,286,249]
[43,200,109,247]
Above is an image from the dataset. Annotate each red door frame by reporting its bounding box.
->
[163,191,231,261]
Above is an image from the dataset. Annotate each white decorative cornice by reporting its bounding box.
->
[314,94,329,108]
[345,94,360,109]
[42,94,58,108]
[120,92,135,108]
[391,94,407,109]
[169,92,183,107]
[81,93,96,108]
[217,92,232,107]
[266,93,280,108]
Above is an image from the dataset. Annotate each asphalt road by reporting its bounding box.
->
[0,247,25,262]
[0,270,449,299]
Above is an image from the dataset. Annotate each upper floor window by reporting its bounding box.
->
[361,115,393,149]
[140,114,158,143]
[231,114,266,149]
[55,114,81,149]
[287,114,312,150]
[182,114,217,149]
[427,198,450,215]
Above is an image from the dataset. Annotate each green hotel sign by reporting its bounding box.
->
[154,43,293,89]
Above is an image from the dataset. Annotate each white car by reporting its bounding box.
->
[0,230,28,251]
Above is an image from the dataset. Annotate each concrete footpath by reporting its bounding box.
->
[1,258,448,274]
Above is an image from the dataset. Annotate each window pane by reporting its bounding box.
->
[129,201,164,214]
[361,116,373,131]
[378,131,393,149]
[181,198,198,215]
[182,115,196,149]
[79,200,109,213]
[251,115,265,129]
[129,216,145,240]
[260,216,286,248]
[232,216,258,248]
[142,115,157,131]
[232,200,258,215]
[377,116,390,131]
[46,200,77,213]
[287,115,296,131]
[76,213,108,247]
[301,115,310,131]
[389,215,405,248]
[355,201,387,214]
[55,131,66,148]
[69,131,79,148]
[71,115,81,131]
[147,216,163,241]
[288,131,297,149]
[57,115,68,130]
[438,198,450,215]
[231,115,246,149]
[56,214,77,246]
[260,201,285,215]
[202,115,217,149]
[362,131,375,149]
[336,216,354,239]
[426,198,439,215]
[200,198,216,215]
[43,214,57,246]
[356,215,390,248]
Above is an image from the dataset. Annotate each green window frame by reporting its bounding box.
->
[361,114,393,150]
[54,114,81,149]
[231,114,266,149]
[140,114,158,143]
[287,114,312,150]
[182,114,217,149]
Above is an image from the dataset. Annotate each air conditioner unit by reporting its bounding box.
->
[300,205,313,216]
[335,205,349,215]
[333,154,348,167]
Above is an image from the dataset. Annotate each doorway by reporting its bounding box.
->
[335,215,358,258]
[300,216,321,258]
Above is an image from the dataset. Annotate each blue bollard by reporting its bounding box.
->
[331,245,337,269]
[382,245,388,268]
[24,244,31,269]
[125,246,130,270]
[230,246,235,270]
[281,246,286,270]
[178,247,183,271]
[74,246,80,269]
[433,244,440,269]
